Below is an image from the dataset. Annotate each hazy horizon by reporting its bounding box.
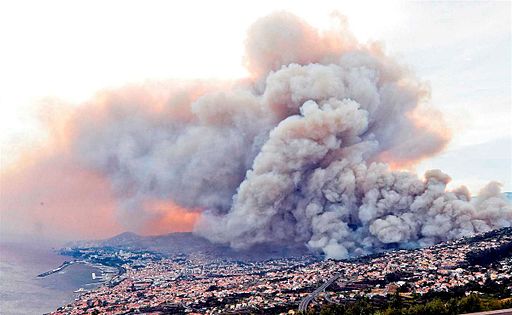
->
[0,2,510,250]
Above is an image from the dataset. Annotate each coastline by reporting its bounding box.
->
[0,241,106,315]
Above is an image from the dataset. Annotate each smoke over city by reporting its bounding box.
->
[1,12,510,258]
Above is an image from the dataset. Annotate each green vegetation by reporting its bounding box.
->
[303,294,512,315]
[466,240,512,266]
[300,277,512,315]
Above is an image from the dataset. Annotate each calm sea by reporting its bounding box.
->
[0,241,102,315]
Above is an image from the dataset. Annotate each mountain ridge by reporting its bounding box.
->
[65,231,311,261]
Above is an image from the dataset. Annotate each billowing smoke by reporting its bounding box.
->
[3,12,510,257]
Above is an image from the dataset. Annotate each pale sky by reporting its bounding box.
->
[0,0,511,192]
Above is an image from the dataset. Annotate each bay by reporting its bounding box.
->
[0,241,102,315]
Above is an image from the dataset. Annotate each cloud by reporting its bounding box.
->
[1,12,509,258]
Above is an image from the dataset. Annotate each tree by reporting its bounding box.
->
[458,294,482,313]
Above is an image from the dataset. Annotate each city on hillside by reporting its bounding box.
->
[49,227,512,314]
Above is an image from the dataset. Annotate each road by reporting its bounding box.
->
[461,309,512,315]
[298,273,341,313]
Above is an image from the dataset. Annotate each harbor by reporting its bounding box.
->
[37,260,119,286]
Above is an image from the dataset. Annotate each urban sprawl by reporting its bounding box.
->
[51,228,512,314]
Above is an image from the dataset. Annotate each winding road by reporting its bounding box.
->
[298,273,341,313]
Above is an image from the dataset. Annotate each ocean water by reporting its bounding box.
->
[0,241,102,315]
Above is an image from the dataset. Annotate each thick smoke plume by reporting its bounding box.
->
[2,12,510,257]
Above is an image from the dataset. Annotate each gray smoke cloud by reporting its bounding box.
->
[68,12,511,258]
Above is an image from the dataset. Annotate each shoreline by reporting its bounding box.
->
[0,244,107,315]
[37,258,123,286]
[37,260,83,278]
